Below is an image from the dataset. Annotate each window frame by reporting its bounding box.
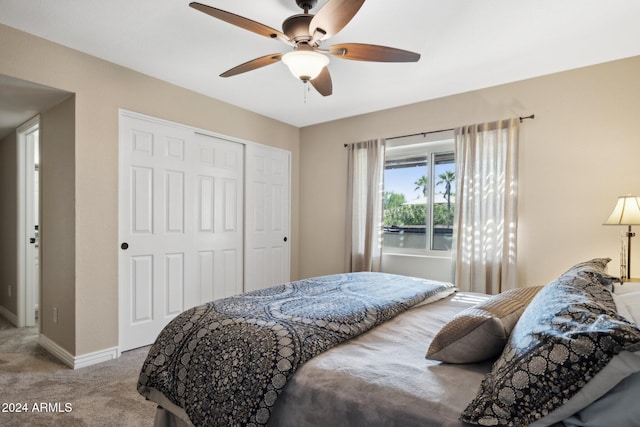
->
[383,132,455,257]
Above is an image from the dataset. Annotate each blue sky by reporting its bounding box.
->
[385,166,425,201]
[385,162,454,201]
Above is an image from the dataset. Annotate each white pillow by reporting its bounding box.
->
[562,371,640,426]
[613,291,640,325]
[531,350,640,427]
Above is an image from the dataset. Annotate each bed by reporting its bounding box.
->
[138,259,640,427]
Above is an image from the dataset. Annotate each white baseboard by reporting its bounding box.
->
[74,346,119,369]
[0,305,18,326]
[38,334,74,368]
[39,334,118,369]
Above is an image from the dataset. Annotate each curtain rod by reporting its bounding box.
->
[386,114,535,141]
[345,114,535,146]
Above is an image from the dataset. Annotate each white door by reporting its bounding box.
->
[190,133,244,303]
[28,132,40,326]
[245,144,291,292]
[18,116,40,328]
[119,113,243,351]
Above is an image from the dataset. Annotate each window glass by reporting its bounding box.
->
[432,151,455,251]
[383,136,455,254]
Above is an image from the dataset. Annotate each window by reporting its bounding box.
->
[383,132,455,254]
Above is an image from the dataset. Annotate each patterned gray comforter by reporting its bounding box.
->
[137,272,452,427]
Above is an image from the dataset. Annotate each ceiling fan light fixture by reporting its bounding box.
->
[282,50,329,81]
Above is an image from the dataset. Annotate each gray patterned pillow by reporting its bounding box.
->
[461,258,640,426]
[426,287,542,363]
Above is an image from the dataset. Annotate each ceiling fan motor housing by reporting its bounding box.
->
[282,14,314,43]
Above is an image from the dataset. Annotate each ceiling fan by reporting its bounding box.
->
[189,0,421,96]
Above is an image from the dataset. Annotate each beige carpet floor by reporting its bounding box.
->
[0,316,157,426]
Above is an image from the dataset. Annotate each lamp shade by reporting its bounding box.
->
[281,50,329,81]
[603,195,640,225]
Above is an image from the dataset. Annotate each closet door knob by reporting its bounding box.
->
[121,242,129,250]
[283,237,288,242]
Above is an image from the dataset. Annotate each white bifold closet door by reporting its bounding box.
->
[119,113,244,351]
[244,143,291,292]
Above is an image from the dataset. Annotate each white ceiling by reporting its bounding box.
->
[1,0,640,128]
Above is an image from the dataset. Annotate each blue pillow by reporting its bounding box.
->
[461,258,640,426]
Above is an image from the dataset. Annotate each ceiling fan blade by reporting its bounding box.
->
[310,67,332,96]
[329,43,420,62]
[309,0,365,41]
[189,2,289,43]
[220,53,283,77]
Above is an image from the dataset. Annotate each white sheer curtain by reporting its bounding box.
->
[453,118,519,294]
[345,139,385,272]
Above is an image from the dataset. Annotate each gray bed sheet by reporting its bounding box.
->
[267,292,492,427]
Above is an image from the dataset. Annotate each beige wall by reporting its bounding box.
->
[40,96,76,351]
[299,56,640,288]
[0,131,18,317]
[3,18,639,358]
[0,23,300,356]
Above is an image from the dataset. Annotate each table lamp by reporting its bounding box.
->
[604,195,640,279]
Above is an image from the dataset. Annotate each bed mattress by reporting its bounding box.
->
[149,291,491,427]
[268,292,492,427]
[140,272,462,426]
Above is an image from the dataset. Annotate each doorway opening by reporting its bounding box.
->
[17,115,40,328]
